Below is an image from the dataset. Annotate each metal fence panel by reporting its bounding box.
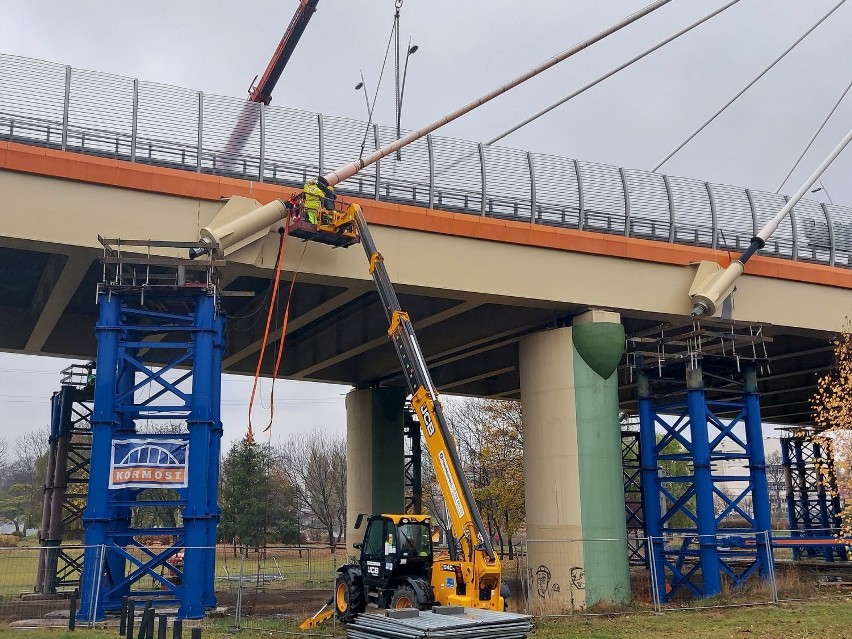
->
[708,183,756,251]
[793,198,832,264]
[623,168,671,241]
[749,189,795,259]
[67,67,134,158]
[201,94,261,179]
[263,105,320,187]
[529,152,582,228]
[432,135,483,214]
[0,54,66,148]
[669,175,716,247]
[578,160,627,235]
[484,144,532,222]
[323,114,376,197]
[137,80,200,170]
[2,53,852,268]
[376,125,431,206]
[826,203,852,266]
[0,544,103,629]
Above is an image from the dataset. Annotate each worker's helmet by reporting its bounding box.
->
[306,178,317,186]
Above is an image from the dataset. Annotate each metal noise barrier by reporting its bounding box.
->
[346,608,533,639]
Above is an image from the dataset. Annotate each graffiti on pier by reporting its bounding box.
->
[569,566,585,610]
[534,565,561,599]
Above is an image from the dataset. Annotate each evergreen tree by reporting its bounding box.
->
[219,436,298,547]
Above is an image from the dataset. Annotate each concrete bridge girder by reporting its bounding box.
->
[0,166,847,423]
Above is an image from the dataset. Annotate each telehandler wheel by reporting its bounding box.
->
[334,571,365,623]
[390,584,428,610]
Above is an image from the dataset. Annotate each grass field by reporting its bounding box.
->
[5,600,852,639]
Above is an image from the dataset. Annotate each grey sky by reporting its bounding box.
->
[1,0,850,451]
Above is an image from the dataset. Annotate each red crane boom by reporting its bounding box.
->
[249,0,320,105]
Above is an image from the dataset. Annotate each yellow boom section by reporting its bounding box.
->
[343,203,503,610]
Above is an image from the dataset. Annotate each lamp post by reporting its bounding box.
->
[355,71,374,158]
[810,181,834,205]
[395,41,419,160]
[355,70,372,121]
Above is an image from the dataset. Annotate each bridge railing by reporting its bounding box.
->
[1,52,850,268]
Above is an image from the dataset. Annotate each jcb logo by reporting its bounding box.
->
[420,404,435,437]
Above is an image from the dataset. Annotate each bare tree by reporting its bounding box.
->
[0,438,8,486]
[765,450,786,519]
[276,431,346,551]
[442,398,524,559]
[6,429,50,531]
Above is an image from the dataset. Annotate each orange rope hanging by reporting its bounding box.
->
[247,226,288,444]
[264,242,308,435]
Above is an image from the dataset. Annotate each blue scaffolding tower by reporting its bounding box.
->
[78,240,225,621]
[621,429,647,566]
[36,365,94,595]
[631,322,773,602]
[781,431,846,562]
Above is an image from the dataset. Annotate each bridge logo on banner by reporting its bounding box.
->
[109,438,189,489]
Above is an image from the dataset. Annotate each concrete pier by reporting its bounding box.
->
[520,310,629,610]
[345,387,406,553]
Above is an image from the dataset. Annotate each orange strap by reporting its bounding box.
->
[264,242,308,435]
[247,226,288,444]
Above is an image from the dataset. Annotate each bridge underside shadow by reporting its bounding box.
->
[0,237,835,425]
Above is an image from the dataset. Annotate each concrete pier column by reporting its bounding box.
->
[345,387,406,555]
[520,310,628,611]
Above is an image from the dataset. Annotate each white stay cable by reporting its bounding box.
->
[323,0,675,187]
[485,0,742,148]
[776,76,852,193]
[691,125,852,316]
[652,0,847,172]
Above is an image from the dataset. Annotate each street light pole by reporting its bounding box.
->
[355,70,372,120]
[400,42,419,127]
[396,40,419,161]
[355,71,374,158]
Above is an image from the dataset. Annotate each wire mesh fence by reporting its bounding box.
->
[211,546,338,634]
[1,538,850,629]
[0,544,103,629]
[520,533,852,618]
[1,51,851,267]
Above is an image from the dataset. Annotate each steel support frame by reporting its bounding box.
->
[403,407,422,515]
[78,290,224,621]
[781,435,846,561]
[36,378,93,594]
[621,430,646,566]
[638,363,772,602]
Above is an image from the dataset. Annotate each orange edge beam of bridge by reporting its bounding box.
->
[1,140,850,291]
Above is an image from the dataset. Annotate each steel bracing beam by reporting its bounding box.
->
[77,286,224,621]
[781,434,846,562]
[621,430,647,566]
[36,375,93,594]
[638,362,772,603]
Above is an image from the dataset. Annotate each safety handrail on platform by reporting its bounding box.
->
[1,53,850,268]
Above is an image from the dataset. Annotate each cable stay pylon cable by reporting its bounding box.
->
[776,76,852,193]
[431,0,742,179]
[482,0,742,148]
[324,0,676,187]
[652,0,848,172]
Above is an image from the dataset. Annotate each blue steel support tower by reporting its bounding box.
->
[78,242,224,621]
[632,322,773,603]
[781,431,846,562]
